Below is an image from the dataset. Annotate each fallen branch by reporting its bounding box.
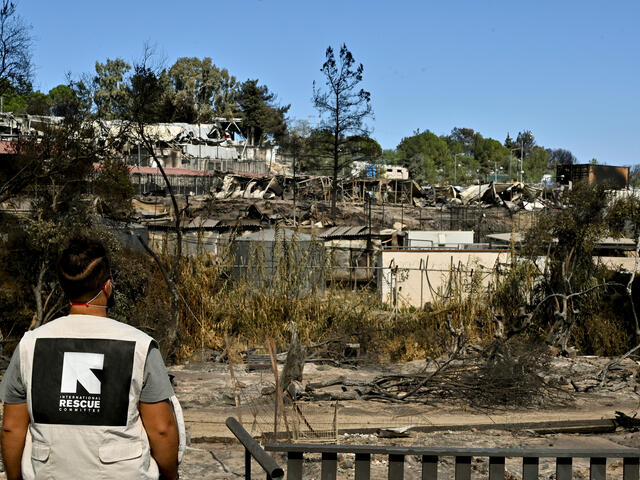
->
[596,343,640,389]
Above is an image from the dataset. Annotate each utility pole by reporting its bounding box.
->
[520,140,524,183]
[454,153,464,185]
[292,150,297,227]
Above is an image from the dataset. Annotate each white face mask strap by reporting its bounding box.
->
[69,283,108,308]
[86,289,107,308]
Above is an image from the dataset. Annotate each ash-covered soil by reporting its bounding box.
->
[166,353,640,479]
[2,354,640,479]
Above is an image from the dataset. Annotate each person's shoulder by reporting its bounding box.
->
[19,315,69,341]
[105,317,155,342]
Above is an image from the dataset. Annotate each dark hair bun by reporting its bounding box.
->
[58,236,111,302]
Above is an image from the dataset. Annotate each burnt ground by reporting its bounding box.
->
[1,354,640,479]
[171,353,640,479]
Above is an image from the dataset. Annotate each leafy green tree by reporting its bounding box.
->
[382,148,402,165]
[449,127,477,155]
[1,89,26,112]
[125,64,173,124]
[24,91,50,115]
[395,130,450,184]
[48,84,80,117]
[504,132,518,151]
[237,79,289,145]
[0,94,137,328]
[526,146,550,183]
[312,44,372,219]
[93,58,131,119]
[472,136,510,176]
[523,183,639,354]
[345,135,382,160]
[516,130,536,158]
[168,57,238,122]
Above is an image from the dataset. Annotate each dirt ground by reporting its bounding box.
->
[168,354,640,479]
[2,354,640,479]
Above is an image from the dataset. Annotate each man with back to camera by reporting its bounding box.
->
[0,236,180,480]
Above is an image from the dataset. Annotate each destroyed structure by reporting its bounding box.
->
[556,163,629,189]
[1,111,637,310]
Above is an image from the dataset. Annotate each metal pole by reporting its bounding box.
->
[293,150,297,227]
[368,194,372,239]
[520,140,524,183]
[245,448,251,480]
[509,153,512,180]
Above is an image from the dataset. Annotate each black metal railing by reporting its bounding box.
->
[226,417,640,480]
[225,417,284,479]
[266,444,640,480]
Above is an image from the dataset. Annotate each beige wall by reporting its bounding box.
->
[595,256,640,273]
[377,250,640,309]
[377,249,510,308]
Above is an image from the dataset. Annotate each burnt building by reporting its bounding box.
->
[556,164,629,189]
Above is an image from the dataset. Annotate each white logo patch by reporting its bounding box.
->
[60,352,104,394]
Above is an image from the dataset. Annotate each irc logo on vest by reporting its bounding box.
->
[32,338,134,426]
[58,352,104,413]
[61,352,104,394]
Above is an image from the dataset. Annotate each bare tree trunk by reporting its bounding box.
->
[30,262,46,329]
[331,96,340,221]
[331,152,338,221]
[280,322,305,392]
[139,132,183,354]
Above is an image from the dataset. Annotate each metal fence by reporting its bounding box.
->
[267,443,640,480]
[226,416,640,480]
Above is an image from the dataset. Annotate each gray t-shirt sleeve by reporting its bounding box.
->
[140,344,175,403]
[0,346,26,404]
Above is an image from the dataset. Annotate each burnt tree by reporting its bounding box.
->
[313,44,372,220]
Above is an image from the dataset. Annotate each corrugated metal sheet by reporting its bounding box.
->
[185,218,220,229]
[129,166,213,176]
[320,226,369,239]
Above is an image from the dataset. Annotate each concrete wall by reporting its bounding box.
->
[377,249,509,308]
[406,230,475,248]
[377,250,639,309]
[595,256,640,273]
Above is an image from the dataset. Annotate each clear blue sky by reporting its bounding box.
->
[22,0,640,165]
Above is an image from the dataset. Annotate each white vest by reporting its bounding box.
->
[18,315,185,480]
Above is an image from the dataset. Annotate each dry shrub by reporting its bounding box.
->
[125,231,633,363]
[171,236,381,360]
[361,311,451,362]
[169,243,507,362]
[572,312,632,357]
[467,338,563,408]
[427,262,497,344]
